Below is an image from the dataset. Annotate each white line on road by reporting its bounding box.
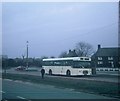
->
[14,80,23,83]
[17,96,26,99]
[0,91,5,93]
[5,79,12,81]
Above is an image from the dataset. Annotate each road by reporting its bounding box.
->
[4,68,119,83]
[2,79,115,100]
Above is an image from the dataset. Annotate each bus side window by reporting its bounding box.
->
[85,58,89,60]
[53,61,61,66]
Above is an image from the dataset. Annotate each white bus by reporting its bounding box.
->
[42,57,92,76]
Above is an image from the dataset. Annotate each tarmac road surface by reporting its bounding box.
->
[2,79,116,100]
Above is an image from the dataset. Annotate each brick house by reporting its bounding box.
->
[91,45,120,71]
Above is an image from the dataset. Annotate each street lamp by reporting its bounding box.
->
[26,41,29,68]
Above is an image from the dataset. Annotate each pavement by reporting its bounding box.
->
[2,78,116,100]
[96,71,120,76]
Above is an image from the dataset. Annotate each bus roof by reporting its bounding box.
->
[43,57,91,61]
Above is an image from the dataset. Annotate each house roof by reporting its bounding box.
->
[93,47,120,57]
[67,50,78,57]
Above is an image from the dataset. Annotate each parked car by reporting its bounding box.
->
[15,66,26,71]
[25,67,38,71]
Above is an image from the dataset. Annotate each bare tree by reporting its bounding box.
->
[59,51,68,58]
[50,56,55,58]
[41,56,48,59]
[75,41,94,57]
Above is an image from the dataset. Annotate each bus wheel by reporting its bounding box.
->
[83,70,88,75]
[49,69,52,75]
[66,70,71,76]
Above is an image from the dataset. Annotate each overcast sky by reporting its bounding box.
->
[2,2,118,58]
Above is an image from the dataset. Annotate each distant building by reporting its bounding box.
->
[67,49,78,57]
[91,45,120,71]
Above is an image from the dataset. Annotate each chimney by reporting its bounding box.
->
[73,49,76,52]
[98,44,101,50]
[69,49,71,53]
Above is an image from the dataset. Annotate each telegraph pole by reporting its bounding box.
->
[26,41,29,68]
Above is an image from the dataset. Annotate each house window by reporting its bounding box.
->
[108,61,114,67]
[98,57,102,60]
[108,57,113,60]
[98,61,103,64]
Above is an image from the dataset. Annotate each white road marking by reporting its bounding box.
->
[14,80,23,83]
[17,96,26,99]
[4,79,13,82]
[0,91,5,93]
[64,88,74,91]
